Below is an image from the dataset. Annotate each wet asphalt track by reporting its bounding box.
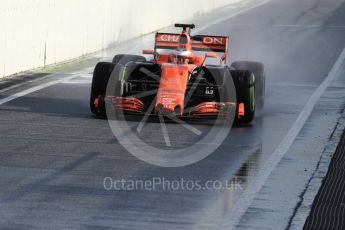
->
[1,0,345,229]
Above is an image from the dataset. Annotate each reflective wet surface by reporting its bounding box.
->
[1,0,345,229]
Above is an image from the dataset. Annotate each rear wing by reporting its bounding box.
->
[155,33,229,53]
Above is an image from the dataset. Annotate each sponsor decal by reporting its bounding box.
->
[162,98,176,104]
[205,87,214,95]
[157,33,227,46]
[158,34,180,42]
[203,37,225,45]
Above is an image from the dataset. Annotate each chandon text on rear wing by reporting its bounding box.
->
[155,33,229,54]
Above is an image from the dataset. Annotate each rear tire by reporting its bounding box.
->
[90,62,115,116]
[231,61,265,109]
[230,69,255,124]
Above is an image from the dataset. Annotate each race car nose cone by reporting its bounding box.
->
[156,98,181,114]
[155,64,191,116]
[156,103,165,114]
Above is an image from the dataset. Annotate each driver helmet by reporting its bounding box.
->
[170,49,191,64]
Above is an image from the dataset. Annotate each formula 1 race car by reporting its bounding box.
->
[90,23,265,124]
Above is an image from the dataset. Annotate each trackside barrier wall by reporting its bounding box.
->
[0,0,241,77]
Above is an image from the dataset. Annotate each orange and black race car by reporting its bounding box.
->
[90,24,265,124]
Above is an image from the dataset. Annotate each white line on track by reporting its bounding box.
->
[0,73,57,94]
[0,69,89,94]
[0,75,78,106]
[222,46,345,229]
[212,24,345,29]
[194,0,273,34]
[274,24,345,29]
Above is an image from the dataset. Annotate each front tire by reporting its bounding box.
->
[230,69,256,124]
[90,62,115,116]
[231,61,265,109]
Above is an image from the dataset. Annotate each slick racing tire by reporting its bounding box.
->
[231,61,265,109]
[112,54,146,65]
[90,62,115,116]
[230,69,256,124]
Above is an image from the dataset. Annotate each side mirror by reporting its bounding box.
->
[143,50,155,55]
[143,50,159,62]
[202,52,222,66]
[205,52,219,58]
